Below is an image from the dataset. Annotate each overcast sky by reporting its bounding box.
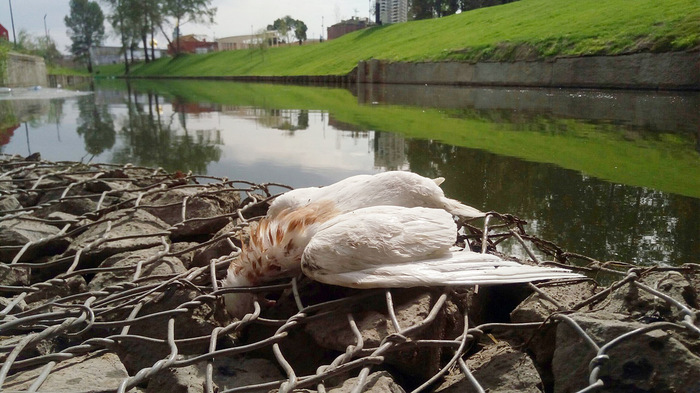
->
[1,0,374,53]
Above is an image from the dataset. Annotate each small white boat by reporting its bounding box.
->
[0,87,12,94]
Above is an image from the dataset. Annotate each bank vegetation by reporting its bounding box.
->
[98,0,699,78]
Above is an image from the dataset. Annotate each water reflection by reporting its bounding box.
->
[76,94,115,159]
[0,98,67,154]
[0,80,697,266]
[110,86,222,174]
[407,139,699,265]
[357,84,699,136]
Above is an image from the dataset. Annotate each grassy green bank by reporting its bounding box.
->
[114,79,700,198]
[101,0,700,78]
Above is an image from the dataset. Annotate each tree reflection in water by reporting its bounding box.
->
[255,108,310,133]
[75,94,115,161]
[111,85,222,174]
[406,138,699,265]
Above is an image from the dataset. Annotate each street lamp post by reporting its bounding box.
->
[8,0,17,48]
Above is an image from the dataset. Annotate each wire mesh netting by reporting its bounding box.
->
[1,153,698,393]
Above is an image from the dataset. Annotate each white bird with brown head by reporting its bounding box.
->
[222,171,581,319]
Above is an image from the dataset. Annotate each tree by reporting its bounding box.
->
[12,30,62,65]
[294,20,307,45]
[134,0,162,62]
[103,0,135,73]
[102,0,162,68]
[65,0,105,73]
[270,16,295,44]
[460,0,518,12]
[160,0,216,54]
[16,30,34,51]
[440,0,461,16]
[146,0,162,60]
[410,0,518,18]
[270,16,307,45]
[410,0,434,19]
[40,37,63,66]
[253,28,270,61]
[409,0,461,19]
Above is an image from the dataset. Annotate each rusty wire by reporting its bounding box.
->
[0,153,698,393]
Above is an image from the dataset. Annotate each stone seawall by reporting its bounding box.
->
[355,51,700,90]
[3,52,48,88]
[135,51,699,91]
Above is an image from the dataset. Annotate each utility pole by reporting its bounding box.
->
[8,0,17,48]
[44,14,49,42]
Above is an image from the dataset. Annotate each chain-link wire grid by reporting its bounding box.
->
[1,153,698,393]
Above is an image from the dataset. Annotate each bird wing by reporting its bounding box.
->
[301,206,457,276]
[269,171,483,219]
[268,174,374,217]
[301,205,581,288]
[307,251,583,288]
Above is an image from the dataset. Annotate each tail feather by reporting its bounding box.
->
[440,197,485,219]
[307,251,582,289]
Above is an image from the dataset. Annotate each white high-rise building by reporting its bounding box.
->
[378,0,408,24]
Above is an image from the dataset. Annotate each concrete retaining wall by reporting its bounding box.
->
[355,52,700,90]
[125,52,699,91]
[2,53,48,88]
[48,74,92,88]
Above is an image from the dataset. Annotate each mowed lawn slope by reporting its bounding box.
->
[121,0,699,77]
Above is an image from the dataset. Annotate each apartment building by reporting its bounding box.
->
[377,0,408,24]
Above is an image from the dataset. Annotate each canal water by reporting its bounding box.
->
[1,80,698,266]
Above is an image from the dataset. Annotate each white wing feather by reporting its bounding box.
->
[302,206,456,274]
[302,205,582,288]
[269,171,483,219]
[309,252,583,288]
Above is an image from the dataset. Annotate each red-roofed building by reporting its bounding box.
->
[168,34,218,55]
[0,23,9,41]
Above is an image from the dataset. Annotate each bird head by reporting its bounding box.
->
[222,262,258,320]
[222,201,340,318]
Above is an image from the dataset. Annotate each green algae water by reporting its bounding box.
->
[1,80,697,265]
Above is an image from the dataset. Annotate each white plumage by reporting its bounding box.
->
[223,171,581,318]
[267,171,485,219]
[301,206,578,288]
